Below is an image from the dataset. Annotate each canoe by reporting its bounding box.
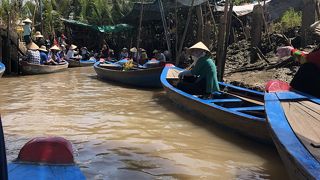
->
[0,118,85,180]
[265,80,320,179]
[67,59,96,67]
[0,62,5,78]
[94,62,164,88]
[20,61,69,75]
[161,65,270,143]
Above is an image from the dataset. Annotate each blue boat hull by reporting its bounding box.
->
[94,62,163,88]
[0,62,5,78]
[161,66,271,143]
[8,163,85,180]
[265,91,320,179]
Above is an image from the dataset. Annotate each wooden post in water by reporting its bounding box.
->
[196,5,204,41]
[175,0,179,63]
[136,0,144,50]
[159,0,172,54]
[301,0,319,47]
[250,4,263,64]
[6,12,11,74]
[216,0,232,81]
[176,0,195,66]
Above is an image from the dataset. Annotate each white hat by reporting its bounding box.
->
[50,45,61,51]
[35,31,43,38]
[23,18,32,23]
[69,44,77,50]
[188,41,210,53]
[27,42,39,50]
[39,45,47,52]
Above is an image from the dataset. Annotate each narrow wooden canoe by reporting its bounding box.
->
[67,59,96,67]
[265,80,320,179]
[161,65,270,143]
[21,61,69,75]
[0,118,85,180]
[94,62,164,88]
[0,62,5,78]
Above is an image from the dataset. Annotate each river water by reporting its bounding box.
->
[0,67,288,179]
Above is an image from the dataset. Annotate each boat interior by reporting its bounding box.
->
[166,68,266,118]
[281,100,320,162]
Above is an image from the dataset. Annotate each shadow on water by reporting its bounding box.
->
[151,91,289,179]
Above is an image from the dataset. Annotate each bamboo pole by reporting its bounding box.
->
[176,0,195,66]
[159,0,172,54]
[137,0,144,50]
[206,0,217,45]
[175,0,178,63]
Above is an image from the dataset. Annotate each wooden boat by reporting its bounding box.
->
[94,62,164,88]
[161,65,270,142]
[265,80,320,179]
[0,117,85,180]
[67,59,96,67]
[20,61,69,75]
[0,62,5,78]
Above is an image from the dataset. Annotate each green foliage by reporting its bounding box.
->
[273,8,302,32]
[233,0,252,6]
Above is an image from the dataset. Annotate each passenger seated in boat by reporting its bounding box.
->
[25,42,41,65]
[80,47,90,60]
[130,47,138,62]
[34,31,45,47]
[119,48,129,60]
[177,42,220,98]
[153,50,166,66]
[276,21,320,98]
[66,44,81,61]
[59,44,67,59]
[100,44,110,59]
[48,45,62,64]
[38,45,49,65]
[135,48,148,65]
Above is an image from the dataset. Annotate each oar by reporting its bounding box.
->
[0,116,8,180]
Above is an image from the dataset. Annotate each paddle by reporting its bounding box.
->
[0,116,8,180]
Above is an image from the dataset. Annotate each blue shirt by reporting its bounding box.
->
[40,52,48,64]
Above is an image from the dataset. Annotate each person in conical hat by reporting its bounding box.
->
[177,41,220,98]
[34,31,45,47]
[48,45,62,64]
[276,21,320,97]
[25,42,41,65]
[66,44,81,61]
[23,18,32,44]
[38,45,49,65]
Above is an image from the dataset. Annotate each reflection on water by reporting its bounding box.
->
[0,67,288,179]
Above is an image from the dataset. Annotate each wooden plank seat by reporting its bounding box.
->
[229,106,264,111]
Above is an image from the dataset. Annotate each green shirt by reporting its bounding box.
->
[191,56,220,93]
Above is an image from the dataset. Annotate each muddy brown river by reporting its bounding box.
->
[0,67,288,179]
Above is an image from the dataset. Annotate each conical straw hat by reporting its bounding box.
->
[188,41,210,53]
[310,21,320,37]
[130,47,137,53]
[27,42,39,50]
[23,18,32,23]
[69,44,77,50]
[39,45,47,52]
[50,45,61,51]
[35,31,43,38]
